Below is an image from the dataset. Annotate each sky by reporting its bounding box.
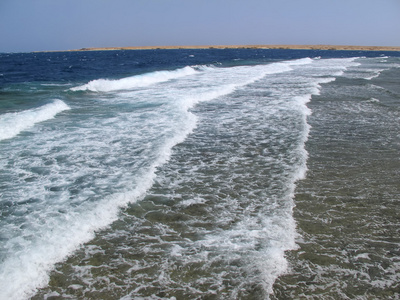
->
[0,0,399,53]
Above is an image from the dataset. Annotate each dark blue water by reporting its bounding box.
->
[3,48,399,84]
[0,49,399,299]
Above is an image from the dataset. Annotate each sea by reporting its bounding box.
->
[0,48,399,300]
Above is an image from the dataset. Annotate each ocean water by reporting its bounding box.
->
[0,49,399,299]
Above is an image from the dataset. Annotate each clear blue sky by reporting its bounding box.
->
[1,0,399,52]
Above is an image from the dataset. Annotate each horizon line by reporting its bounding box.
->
[35,44,400,53]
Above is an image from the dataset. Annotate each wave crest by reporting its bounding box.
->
[71,66,198,92]
[0,99,70,141]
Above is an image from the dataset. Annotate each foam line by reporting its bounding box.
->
[0,56,355,299]
[71,66,198,92]
[0,100,70,141]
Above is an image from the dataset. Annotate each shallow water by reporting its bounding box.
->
[272,58,400,299]
[0,50,399,299]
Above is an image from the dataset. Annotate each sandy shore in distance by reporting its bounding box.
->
[69,44,400,52]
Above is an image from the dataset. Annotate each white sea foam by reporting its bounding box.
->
[0,57,360,299]
[0,99,70,141]
[0,112,197,300]
[139,58,349,297]
[70,58,312,94]
[1,61,290,299]
[288,57,313,65]
[364,69,384,80]
[70,66,198,92]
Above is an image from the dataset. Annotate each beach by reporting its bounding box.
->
[53,44,400,52]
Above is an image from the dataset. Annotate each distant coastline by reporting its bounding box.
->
[53,44,400,52]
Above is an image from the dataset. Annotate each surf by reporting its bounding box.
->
[70,66,198,92]
[0,99,70,141]
[0,59,309,299]
[0,55,366,299]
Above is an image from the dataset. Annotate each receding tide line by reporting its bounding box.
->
[0,99,70,141]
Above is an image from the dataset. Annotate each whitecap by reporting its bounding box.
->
[70,66,198,92]
[0,99,70,141]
